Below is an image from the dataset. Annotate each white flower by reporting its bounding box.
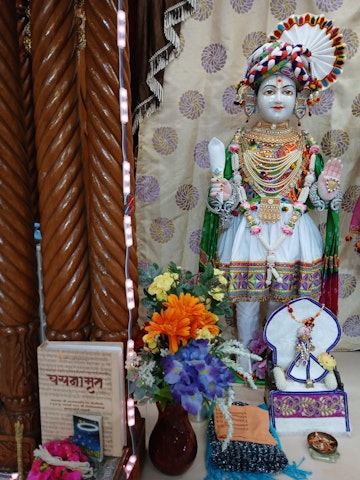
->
[324,371,338,390]
[273,366,287,390]
[138,360,157,387]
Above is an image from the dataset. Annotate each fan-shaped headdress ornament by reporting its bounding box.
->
[236,13,346,110]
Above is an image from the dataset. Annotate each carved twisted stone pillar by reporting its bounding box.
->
[31,0,91,340]
[85,0,138,341]
[0,0,39,470]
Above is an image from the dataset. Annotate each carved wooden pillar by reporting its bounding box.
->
[31,0,91,340]
[17,0,39,222]
[84,0,138,342]
[0,0,39,470]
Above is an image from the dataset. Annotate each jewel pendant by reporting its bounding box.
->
[258,197,281,223]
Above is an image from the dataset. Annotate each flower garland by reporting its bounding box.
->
[28,439,93,480]
[228,130,320,285]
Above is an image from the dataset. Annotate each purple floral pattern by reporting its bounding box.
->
[242,31,267,58]
[152,127,178,155]
[137,260,152,272]
[175,184,199,211]
[339,273,357,299]
[135,175,160,203]
[223,85,243,115]
[194,140,210,169]
[341,28,359,60]
[230,0,254,15]
[149,217,175,243]
[341,185,360,213]
[311,89,335,116]
[320,129,349,157]
[342,315,360,337]
[179,90,205,120]
[315,0,343,13]
[189,229,201,255]
[270,0,296,21]
[193,0,213,21]
[201,43,227,73]
[351,94,360,118]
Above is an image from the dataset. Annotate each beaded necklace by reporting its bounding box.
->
[242,143,303,196]
[229,126,318,285]
[286,302,325,331]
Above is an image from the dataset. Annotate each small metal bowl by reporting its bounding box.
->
[307,431,338,455]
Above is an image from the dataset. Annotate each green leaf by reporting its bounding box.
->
[138,262,163,286]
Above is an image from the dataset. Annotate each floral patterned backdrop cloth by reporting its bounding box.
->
[134,0,360,351]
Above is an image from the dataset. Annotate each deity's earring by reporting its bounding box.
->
[234,83,256,122]
[294,91,307,126]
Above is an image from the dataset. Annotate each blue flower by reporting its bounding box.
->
[161,339,235,415]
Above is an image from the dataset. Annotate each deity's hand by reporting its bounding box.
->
[209,177,232,202]
[317,158,342,202]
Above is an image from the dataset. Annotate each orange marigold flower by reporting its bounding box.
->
[144,293,220,353]
[198,310,220,337]
[165,293,219,338]
[145,308,191,354]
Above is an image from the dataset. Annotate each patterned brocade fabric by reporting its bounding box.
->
[272,392,347,420]
[221,257,323,302]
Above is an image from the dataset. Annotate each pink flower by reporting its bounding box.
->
[309,144,320,155]
[229,142,240,153]
[241,201,250,210]
[281,225,293,235]
[293,202,307,213]
[28,439,87,480]
[253,358,267,380]
[250,225,261,235]
[248,330,267,356]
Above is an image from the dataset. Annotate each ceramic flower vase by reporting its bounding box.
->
[148,402,198,475]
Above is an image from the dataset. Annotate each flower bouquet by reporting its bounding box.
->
[126,262,261,446]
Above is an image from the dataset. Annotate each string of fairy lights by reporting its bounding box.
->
[117,2,136,478]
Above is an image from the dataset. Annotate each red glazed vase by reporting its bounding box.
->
[148,402,198,475]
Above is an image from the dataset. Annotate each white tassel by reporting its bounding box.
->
[231,152,240,171]
[298,185,310,204]
[265,252,283,285]
[273,366,287,390]
[309,153,316,171]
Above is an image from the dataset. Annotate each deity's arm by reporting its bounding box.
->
[307,150,342,211]
[317,158,343,202]
[208,137,232,203]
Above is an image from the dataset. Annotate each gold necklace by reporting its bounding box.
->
[246,122,300,145]
[241,142,304,197]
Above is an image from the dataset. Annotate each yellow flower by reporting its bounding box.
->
[142,334,159,353]
[208,287,225,302]
[147,284,168,302]
[148,272,176,301]
[196,327,215,340]
[318,352,337,371]
[213,269,228,286]
[166,267,180,281]
[152,272,175,291]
